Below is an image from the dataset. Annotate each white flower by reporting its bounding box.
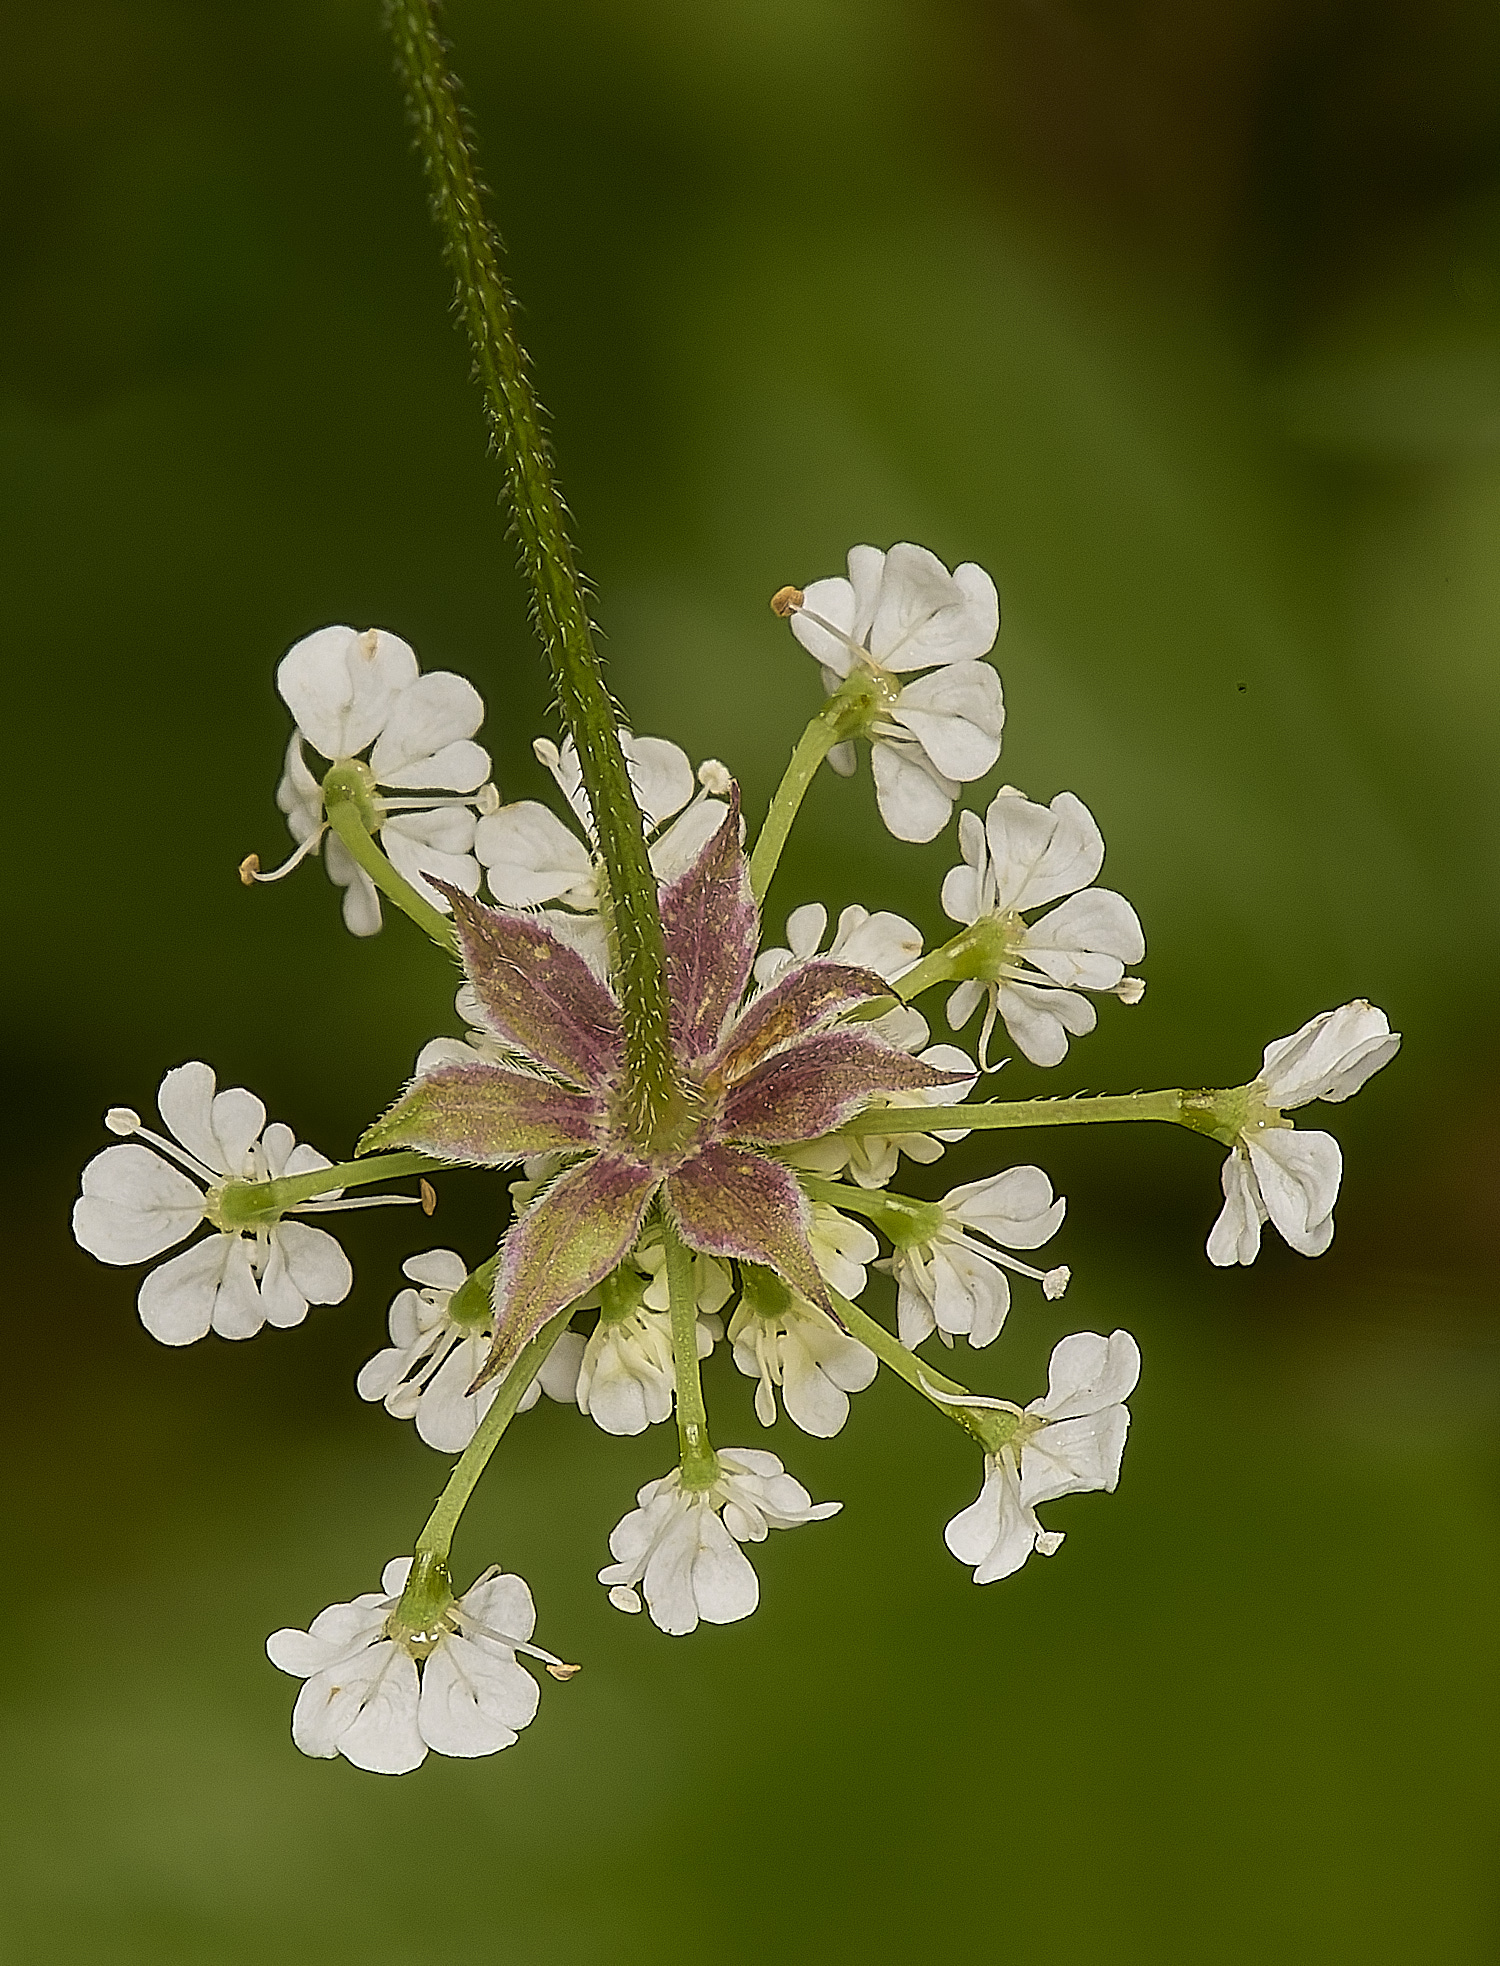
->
[572,1241,729,1436]
[944,1329,1140,1584]
[889,1165,1070,1349]
[941,788,1145,1067]
[266,1557,574,1775]
[1207,1000,1402,1266]
[785,542,1004,842]
[71,1062,372,1345]
[474,732,726,917]
[729,1278,876,1435]
[808,1203,880,1299]
[752,902,925,990]
[598,1450,841,1635]
[357,1250,584,1451]
[261,625,496,936]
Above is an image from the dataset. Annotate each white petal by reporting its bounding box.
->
[1206,1148,1265,1266]
[998,980,1096,1066]
[983,789,1104,911]
[324,834,384,936]
[403,1248,469,1292]
[622,734,696,827]
[933,1242,1012,1347]
[1258,1000,1402,1109]
[1032,1328,1141,1419]
[946,978,985,1030]
[73,1144,205,1263]
[1021,1408,1130,1505]
[382,816,480,906]
[460,1570,538,1643]
[136,1234,235,1345]
[370,672,487,789]
[418,1634,537,1756]
[155,1061,223,1173]
[293,1643,426,1773]
[474,802,594,906]
[789,573,860,675]
[871,740,958,843]
[277,626,418,762]
[1021,888,1145,988]
[1247,1129,1342,1256]
[274,1219,353,1305]
[256,1238,311,1330]
[644,1503,759,1634]
[210,1235,268,1339]
[209,1087,268,1176]
[946,1165,1064,1249]
[415,1335,497,1451]
[868,544,999,671]
[830,907,924,979]
[889,661,1004,779]
[267,1596,388,1678]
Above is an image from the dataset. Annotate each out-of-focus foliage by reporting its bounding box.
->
[1,3,1495,1960]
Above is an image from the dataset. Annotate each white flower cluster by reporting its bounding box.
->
[263,625,497,935]
[67,534,1402,1779]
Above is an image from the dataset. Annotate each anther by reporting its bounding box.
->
[238,854,261,886]
[546,1662,581,1681]
[106,1107,141,1136]
[420,1179,438,1217]
[770,586,804,618]
[357,627,380,658]
[698,759,732,795]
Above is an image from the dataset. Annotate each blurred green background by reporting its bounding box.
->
[3,1,1497,1959]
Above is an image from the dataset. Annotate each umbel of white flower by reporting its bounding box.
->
[599,1450,841,1634]
[357,1249,585,1451]
[888,1165,1071,1351]
[475,732,728,935]
[71,1062,360,1344]
[1207,1000,1402,1266]
[267,1558,574,1775]
[941,786,1145,1067]
[786,542,1005,842]
[269,625,495,935]
[945,1330,1140,1583]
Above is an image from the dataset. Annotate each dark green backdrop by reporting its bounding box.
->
[3,3,1497,1961]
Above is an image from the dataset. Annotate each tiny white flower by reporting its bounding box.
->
[474,731,726,917]
[728,1274,876,1436]
[357,1249,584,1451]
[944,1329,1140,1583]
[889,1165,1070,1349]
[259,625,497,936]
[266,1557,575,1775]
[575,1293,718,1441]
[941,787,1145,1067]
[1207,1000,1402,1267]
[598,1450,841,1635]
[784,542,1004,842]
[808,1202,880,1300]
[71,1061,377,1345]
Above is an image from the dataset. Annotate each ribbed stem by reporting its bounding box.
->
[384,0,677,1140]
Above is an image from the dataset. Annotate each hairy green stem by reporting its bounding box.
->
[663,1215,716,1487]
[836,1088,1207,1138]
[829,1291,1010,1448]
[413,1307,572,1561]
[749,677,881,904]
[214,1151,448,1229]
[384,0,676,1140]
[323,788,457,951]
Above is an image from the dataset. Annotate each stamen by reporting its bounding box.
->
[793,605,878,670]
[420,1179,438,1216]
[769,585,804,617]
[106,1107,141,1136]
[295,1193,422,1213]
[698,758,732,795]
[449,1604,580,1676]
[243,828,327,883]
[127,1125,219,1186]
[916,1374,1019,1415]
